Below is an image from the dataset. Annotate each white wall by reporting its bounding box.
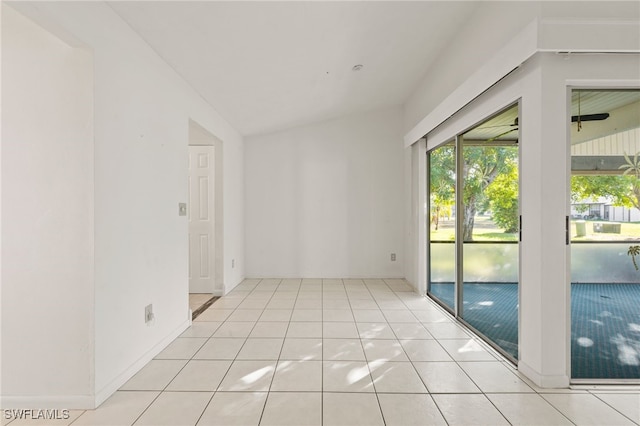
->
[1,5,94,407]
[80,3,244,402]
[3,2,245,407]
[403,1,541,134]
[245,107,404,278]
[404,1,640,137]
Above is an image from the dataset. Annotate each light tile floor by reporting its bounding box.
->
[189,294,215,313]
[15,278,638,426]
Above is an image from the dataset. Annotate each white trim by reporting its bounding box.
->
[93,318,190,408]
[242,275,406,280]
[405,18,640,148]
[426,92,523,151]
[188,120,225,297]
[565,79,640,88]
[539,20,640,53]
[416,139,427,295]
[518,361,570,389]
[424,53,537,151]
[404,19,538,147]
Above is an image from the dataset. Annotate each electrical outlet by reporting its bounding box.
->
[391,253,396,261]
[145,304,154,324]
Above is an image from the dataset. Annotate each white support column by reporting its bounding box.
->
[519,52,640,388]
[407,139,427,293]
[518,54,571,388]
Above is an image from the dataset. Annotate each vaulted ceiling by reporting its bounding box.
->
[108,1,479,136]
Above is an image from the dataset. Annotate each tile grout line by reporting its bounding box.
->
[180,282,261,426]
[417,290,580,426]
[197,278,264,426]
[87,277,640,426]
[362,278,403,425]
[586,392,639,426]
[119,302,223,426]
[395,285,508,423]
[255,278,286,426]
[418,292,523,425]
[388,279,451,424]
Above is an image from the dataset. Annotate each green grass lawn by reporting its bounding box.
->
[571,220,640,241]
[430,216,640,242]
[430,216,517,242]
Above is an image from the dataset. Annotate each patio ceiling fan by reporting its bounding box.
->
[572,91,610,130]
[477,118,518,143]
[571,113,610,123]
[480,111,610,141]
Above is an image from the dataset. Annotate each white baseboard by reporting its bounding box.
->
[0,395,95,410]
[93,318,191,408]
[242,275,407,280]
[518,360,570,388]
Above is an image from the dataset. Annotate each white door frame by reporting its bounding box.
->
[188,145,215,293]
[188,119,224,296]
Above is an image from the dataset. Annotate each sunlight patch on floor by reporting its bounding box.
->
[611,334,640,366]
[241,366,274,384]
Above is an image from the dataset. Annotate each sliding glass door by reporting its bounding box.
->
[428,104,520,361]
[570,89,640,380]
[460,109,520,360]
[428,141,456,311]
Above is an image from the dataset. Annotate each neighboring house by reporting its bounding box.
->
[572,197,640,222]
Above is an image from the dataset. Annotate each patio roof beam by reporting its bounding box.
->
[571,155,630,174]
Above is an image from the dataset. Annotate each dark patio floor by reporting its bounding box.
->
[429,282,640,379]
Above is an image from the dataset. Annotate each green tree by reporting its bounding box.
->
[571,175,639,210]
[485,160,519,233]
[619,151,640,210]
[618,152,640,273]
[571,152,640,212]
[430,144,518,241]
[429,144,455,206]
[429,144,456,233]
[461,146,518,241]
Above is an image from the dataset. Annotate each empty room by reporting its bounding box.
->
[2,1,639,425]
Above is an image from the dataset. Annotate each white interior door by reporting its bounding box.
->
[188,146,215,293]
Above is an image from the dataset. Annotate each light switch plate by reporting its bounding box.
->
[179,203,187,216]
[145,304,154,324]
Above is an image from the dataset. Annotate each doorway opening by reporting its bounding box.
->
[427,103,521,362]
[188,120,224,318]
[569,88,640,381]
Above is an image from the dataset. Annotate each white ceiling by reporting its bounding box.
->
[108,1,479,136]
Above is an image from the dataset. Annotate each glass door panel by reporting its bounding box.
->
[428,141,456,311]
[460,105,520,360]
[570,89,640,380]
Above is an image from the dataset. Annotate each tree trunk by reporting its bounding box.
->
[462,202,476,242]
